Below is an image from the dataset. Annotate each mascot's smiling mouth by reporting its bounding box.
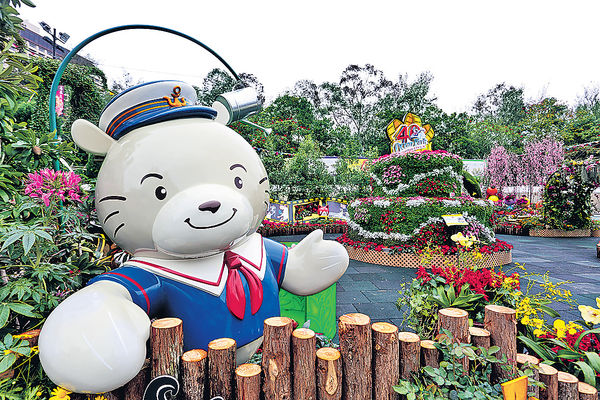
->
[184,208,238,229]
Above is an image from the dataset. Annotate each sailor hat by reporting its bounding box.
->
[99,80,217,140]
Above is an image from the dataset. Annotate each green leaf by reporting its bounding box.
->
[584,351,600,373]
[574,328,600,349]
[0,231,23,251]
[574,360,596,387]
[538,304,559,317]
[0,352,17,374]
[0,305,9,328]
[21,232,35,255]
[8,302,38,318]
[34,230,53,242]
[518,336,554,361]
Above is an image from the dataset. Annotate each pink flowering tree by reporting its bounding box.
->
[486,140,563,196]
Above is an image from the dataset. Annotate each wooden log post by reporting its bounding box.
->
[578,382,598,400]
[235,363,262,400]
[483,305,517,382]
[292,328,317,400]
[181,349,207,400]
[372,322,399,400]
[338,313,372,400]
[469,327,491,350]
[516,353,539,399]
[539,363,558,400]
[420,340,439,368]
[124,359,150,400]
[208,338,237,400]
[558,371,579,400]
[150,318,184,380]
[438,308,469,372]
[398,332,420,380]
[316,347,342,400]
[262,316,294,400]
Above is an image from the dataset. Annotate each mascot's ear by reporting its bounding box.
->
[71,119,116,156]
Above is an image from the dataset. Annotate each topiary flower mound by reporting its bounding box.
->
[339,150,509,257]
[369,150,463,197]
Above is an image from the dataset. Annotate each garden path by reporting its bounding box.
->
[272,233,600,331]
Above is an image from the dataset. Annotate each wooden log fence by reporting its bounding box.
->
[62,307,595,400]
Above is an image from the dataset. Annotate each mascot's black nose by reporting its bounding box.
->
[198,200,221,213]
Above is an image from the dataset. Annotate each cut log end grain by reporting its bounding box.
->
[579,381,598,396]
[208,338,236,351]
[420,340,436,349]
[398,332,420,343]
[264,316,293,327]
[236,363,261,377]
[439,308,468,318]
[558,371,578,384]
[516,353,539,366]
[538,363,558,376]
[316,347,341,361]
[372,322,398,334]
[293,328,316,339]
[469,327,490,337]
[339,313,370,326]
[484,304,516,315]
[182,349,207,362]
[151,317,182,329]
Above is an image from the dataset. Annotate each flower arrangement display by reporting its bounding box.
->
[492,204,543,235]
[543,159,600,230]
[369,150,463,197]
[259,218,347,237]
[343,195,494,248]
[342,150,510,265]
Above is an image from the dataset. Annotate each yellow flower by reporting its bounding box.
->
[579,305,600,325]
[49,387,71,400]
[94,396,108,400]
[36,392,42,397]
[596,297,600,309]
[450,232,474,248]
[521,316,531,325]
[553,319,567,338]
[531,318,544,329]
[533,329,546,337]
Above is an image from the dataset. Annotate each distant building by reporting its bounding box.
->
[19,20,95,67]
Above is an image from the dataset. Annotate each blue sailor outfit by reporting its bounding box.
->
[90,234,288,351]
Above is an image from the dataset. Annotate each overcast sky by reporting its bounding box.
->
[21,0,600,113]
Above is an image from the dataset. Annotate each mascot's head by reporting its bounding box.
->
[71,81,269,257]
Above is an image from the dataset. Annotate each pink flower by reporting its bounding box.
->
[23,169,84,206]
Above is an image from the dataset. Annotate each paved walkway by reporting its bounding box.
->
[271,233,600,330]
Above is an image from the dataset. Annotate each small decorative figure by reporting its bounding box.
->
[38,81,349,393]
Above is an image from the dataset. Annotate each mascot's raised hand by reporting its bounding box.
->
[38,81,349,393]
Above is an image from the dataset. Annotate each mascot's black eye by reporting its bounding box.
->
[155,186,167,200]
[234,177,243,189]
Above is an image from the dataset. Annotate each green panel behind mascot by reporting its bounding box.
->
[38,81,349,393]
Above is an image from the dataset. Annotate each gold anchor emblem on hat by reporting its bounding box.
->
[164,86,187,107]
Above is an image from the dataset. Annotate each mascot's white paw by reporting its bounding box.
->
[283,229,349,295]
[39,281,150,393]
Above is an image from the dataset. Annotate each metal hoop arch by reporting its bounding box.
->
[48,24,240,170]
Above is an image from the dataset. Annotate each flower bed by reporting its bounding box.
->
[258,219,347,237]
[529,228,591,237]
[337,233,513,268]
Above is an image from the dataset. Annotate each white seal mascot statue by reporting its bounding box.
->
[38,80,349,393]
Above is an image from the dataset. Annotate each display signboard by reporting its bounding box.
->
[442,214,468,226]
[386,112,434,154]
